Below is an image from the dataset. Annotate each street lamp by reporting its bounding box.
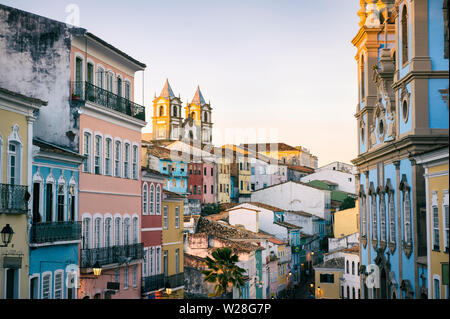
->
[0,224,14,247]
[92,261,102,277]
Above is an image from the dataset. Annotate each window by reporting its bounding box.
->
[83,217,91,249]
[372,194,377,241]
[124,143,130,178]
[54,271,63,299]
[211,184,214,194]
[132,265,137,287]
[125,81,131,100]
[211,167,213,176]
[150,184,155,215]
[94,135,102,175]
[434,278,441,299]
[388,191,396,244]
[115,269,120,283]
[380,193,387,241]
[115,141,121,177]
[105,138,112,176]
[163,250,168,275]
[352,287,356,299]
[240,180,243,190]
[175,248,180,274]
[352,261,355,275]
[8,142,21,185]
[143,248,148,277]
[175,206,180,228]
[94,217,101,249]
[57,184,65,222]
[403,191,412,244]
[97,67,104,88]
[104,217,112,247]
[124,267,129,289]
[106,72,114,92]
[360,55,365,99]
[319,274,334,283]
[83,133,91,173]
[45,182,53,221]
[69,184,76,221]
[143,184,148,215]
[156,185,161,215]
[433,206,440,250]
[401,5,409,64]
[160,106,164,117]
[42,273,51,299]
[204,167,207,176]
[150,247,154,275]
[132,145,138,179]
[204,185,207,194]
[132,217,138,244]
[123,218,130,245]
[163,206,168,229]
[115,217,121,246]
[346,260,349,274]
[117,76,122,97]
[360,193,366,237]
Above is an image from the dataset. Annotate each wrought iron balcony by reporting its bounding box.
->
[71,81,145,121]
[0,183,29,214]
[80,243,144,269]
[165,273,184,289]
[142,274,165,294]
[30,221,82,244]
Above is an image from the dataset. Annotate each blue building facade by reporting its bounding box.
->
[29,139,84,299]
[352,0,448,299]
[159,158,188,194]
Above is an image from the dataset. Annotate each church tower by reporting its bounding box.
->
[152,79,183,141]
[183,86,213,145]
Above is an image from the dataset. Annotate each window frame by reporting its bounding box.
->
[83,131,92,173]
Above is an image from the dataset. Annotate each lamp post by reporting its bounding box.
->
[0,224,14,247]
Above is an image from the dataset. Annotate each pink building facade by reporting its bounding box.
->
[71,32,147,299]
[188,161,216,204]
[141,168,165,298]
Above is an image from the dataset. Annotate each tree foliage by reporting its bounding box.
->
[201,247,247,298]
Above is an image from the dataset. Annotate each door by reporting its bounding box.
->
[32,183,41,223]
[30,277,39,299]
[6,269,18,299]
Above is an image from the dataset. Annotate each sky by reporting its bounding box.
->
[1,0,361,167]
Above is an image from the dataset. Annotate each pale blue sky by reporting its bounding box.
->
[1,0,361,166]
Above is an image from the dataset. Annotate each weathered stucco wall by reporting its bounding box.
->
[0,4,83,151]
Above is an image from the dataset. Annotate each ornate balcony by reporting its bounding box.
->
[0,183,29,214]
[142,274,165,294]
[71,81,145,121]
[30,221,82,244]
[80,243,144,269]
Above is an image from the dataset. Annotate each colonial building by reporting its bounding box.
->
[0,87,45,299]
[414,146,449,299]
[352,0,449,299]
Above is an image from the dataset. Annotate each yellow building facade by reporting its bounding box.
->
[415,147,449,299]
[333,201,359,238]
[217,157,231,204]
[162,190,185,299]
[313,258,345,299]
[0,87,45,299]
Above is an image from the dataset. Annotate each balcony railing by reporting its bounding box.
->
[142,274,165,294]
[71,81,145,121]
[0,183,29,214]
[165,273,184,289]
[30,221,82,244]
[80,243,144,269]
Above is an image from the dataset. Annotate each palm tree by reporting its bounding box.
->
[201,247,247,298]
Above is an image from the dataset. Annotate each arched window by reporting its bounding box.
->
[132,217,138,244]
[360,189,367,238]
[117,76,122,97]
[388,189,396,244]
[352,261,355,275]
[379,192,387,241]
[105,138,112,176]
[160,106,164,117]
[352,287,356,299]
[97,67,104,89]
[142,183,148,215]
[156,185,161,215]
[173,105,177,117]
[94,217,101,249]
[106,72,114,92]
[57,181,66,222]
[191,112,195,119]
[124,143,130,178]
[83,132,91,173]
[203,111,208,122]
[403,190,412,244]
[94,135,102,175]
[82,217,91,249]
[150,184,155,215]
[346,260,349,274]
[132,145,138,179]
[372,193,378,241]
[123,218,130,245]
[104,217,112,247]
[115,217,121,246]
[347,286,350,299]
[402,5,409,64]
[114,140,121,177]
